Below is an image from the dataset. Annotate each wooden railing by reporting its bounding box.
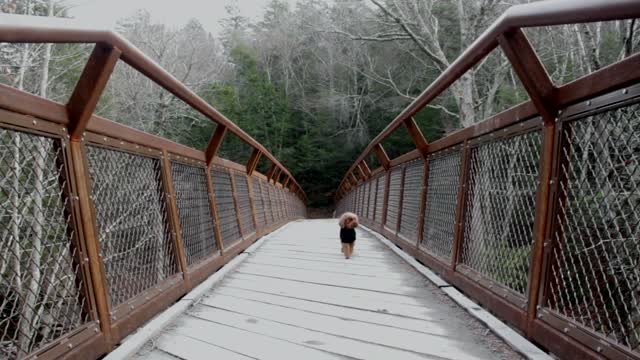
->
[0,15,306,360]
[335,1,640,359]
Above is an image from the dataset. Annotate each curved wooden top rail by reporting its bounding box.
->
[0,14,305,200]
[337,0,640,195]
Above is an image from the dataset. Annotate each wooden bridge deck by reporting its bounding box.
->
[133,219,523,360]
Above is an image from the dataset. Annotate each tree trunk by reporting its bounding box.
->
[17,1,53,355]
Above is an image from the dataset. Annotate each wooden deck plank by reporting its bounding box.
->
[171,315,348,360]
[233,263,430,294]
[190,305,448,360]
[211,286,450,334]
[135,219,523,360]
[151,332,255,360]
[242,258,417,279]
[195,295,495,360]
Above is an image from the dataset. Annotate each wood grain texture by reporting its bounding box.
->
[135,219,524,360]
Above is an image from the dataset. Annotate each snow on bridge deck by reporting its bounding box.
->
[133,219,522,360]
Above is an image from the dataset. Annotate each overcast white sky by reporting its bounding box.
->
[67,0,297,35]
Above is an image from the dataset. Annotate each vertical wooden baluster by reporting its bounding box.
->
[229,169,244,240]
[160,151,190,290]
[451,141,471,271]
[396,165,407,236]
[416,156,430,250]
[69,140,113,347]
[247,173,259,236]
[499,28,558,335]
[381,170,391,232]
[206,166,225,255]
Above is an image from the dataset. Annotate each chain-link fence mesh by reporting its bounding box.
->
[422,150,462,261]
[353,186,360,215]
[460,128,542,296]
[374,174,386,224]
[284,189,291,218]
[170,162,218,266]
[274,187,283,221]
[546,104,640,353]
[86,145,177,307]
[362,181,370,219]
[358,183,367,216]
[267,185,276,222]
[367,178,376,221]
[210,167,241,247]
[385,167,403,230]
[252,178,266,227]
[0,129,90,359]
[233,172,255,236]
[286,190,293,218]
[399,159,424,240]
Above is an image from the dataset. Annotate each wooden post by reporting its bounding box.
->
[499,28,558,336]
[416,157,430,249]
[160,151,190,289]
[371,176,379,222]
[229,169,245,238]
[269,182,277,223]
[381,170,391,228]
[205,166,225,255]
[272,168,282,184]
[68,43,121,140]
[246,174,259,234]
[265,164,276,182]
[259,179,268,227]
[361,161,372,178]
[266,181,275,225]
[373,144,391,170]
[451,142,471,271]
[349,172,359,186]
[404,117,429,158]
[246,148,261,176]
[396,165,407,235]
[205,125,227,167]
[356,164,367,180]
[68,140,113,346]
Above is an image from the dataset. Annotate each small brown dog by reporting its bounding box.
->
[338,212,359,259]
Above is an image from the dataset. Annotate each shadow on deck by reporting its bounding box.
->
[131,219,529,360]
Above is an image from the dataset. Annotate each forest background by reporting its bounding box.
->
[1,0,638,206]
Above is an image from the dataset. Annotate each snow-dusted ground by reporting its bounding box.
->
[134,219,523,360]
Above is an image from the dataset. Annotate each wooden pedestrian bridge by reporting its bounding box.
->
[0,1,639,359]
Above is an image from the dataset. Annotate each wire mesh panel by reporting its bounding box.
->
[399,159,424,240]
[210,167,241,247]
[252,178,266,226]
[545,103,640,354]
[283,189,289,218]
[282,190,288,219]
[363,181,371,219]
[268,185,277,224]
[286,191,293,218]
[374,174,386,224]
[0,129,90,358]
[460,128,542,296]
[170,162,218,266]
[86,145,177,307]
[271,186,279,221]
[368,177,377,221]
[358,184,366,215]
[422,150,462,261]
[282,189,288,219]
[233,172,255,236]
[385,167,402,230]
